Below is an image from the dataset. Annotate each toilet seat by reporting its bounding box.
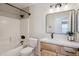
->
[20,47,34,56]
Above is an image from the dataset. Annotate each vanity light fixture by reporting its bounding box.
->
[55,3,62,8]
[50,3,68,9]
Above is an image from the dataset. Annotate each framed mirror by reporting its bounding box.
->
[46,10,74,34]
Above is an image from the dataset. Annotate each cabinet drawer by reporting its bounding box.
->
[61,47,76,56]
[76,51,79,56]
[41,49,57,56]
[41,42,61,53]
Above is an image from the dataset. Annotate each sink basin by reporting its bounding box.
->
[40,38,79,48]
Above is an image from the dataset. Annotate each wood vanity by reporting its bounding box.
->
[40,42,79,56]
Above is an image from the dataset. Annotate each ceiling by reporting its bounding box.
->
[10,3,34,9]
[10,3,79,9]
[10,3,68,9]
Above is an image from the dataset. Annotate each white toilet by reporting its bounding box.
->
[20,47,34,56]
[20,38,38,56]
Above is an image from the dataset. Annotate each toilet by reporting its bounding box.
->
[20,47,34,56]
[20,38,38,56]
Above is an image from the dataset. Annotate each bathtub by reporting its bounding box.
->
[0,37,39,56]
[0,45,23,56]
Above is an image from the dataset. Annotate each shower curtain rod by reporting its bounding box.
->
[5,3,31,15]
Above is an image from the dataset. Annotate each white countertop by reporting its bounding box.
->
[40,37,79,48]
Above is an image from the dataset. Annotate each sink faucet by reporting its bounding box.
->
[51,33,54,39]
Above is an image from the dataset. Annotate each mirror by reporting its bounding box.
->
[77,9,79,32]
[46,10,73,34]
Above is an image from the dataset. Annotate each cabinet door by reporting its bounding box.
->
[61,47,76,56]
[41,42,60,53]
[76,51,79,56]
[41,49,57,56]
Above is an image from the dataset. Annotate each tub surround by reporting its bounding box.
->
[40,37,79,48]
[0,45,23,56]
[0,37,38,56]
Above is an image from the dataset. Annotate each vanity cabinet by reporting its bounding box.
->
[40,42,61,56]
[41,50,57,56]
[40,42,79,56]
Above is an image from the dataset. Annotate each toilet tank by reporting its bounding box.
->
[28,38,38,48]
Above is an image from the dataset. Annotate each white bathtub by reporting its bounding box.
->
[0,45,23,56]
[0,37,39,56]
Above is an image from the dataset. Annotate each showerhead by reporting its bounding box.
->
[20,15,24,18]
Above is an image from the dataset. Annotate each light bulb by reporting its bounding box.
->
[49,8,53,13]
[64,4,69,10]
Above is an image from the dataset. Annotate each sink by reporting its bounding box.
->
[40,38,79,48]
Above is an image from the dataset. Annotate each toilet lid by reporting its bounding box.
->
[20,47,34,54]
